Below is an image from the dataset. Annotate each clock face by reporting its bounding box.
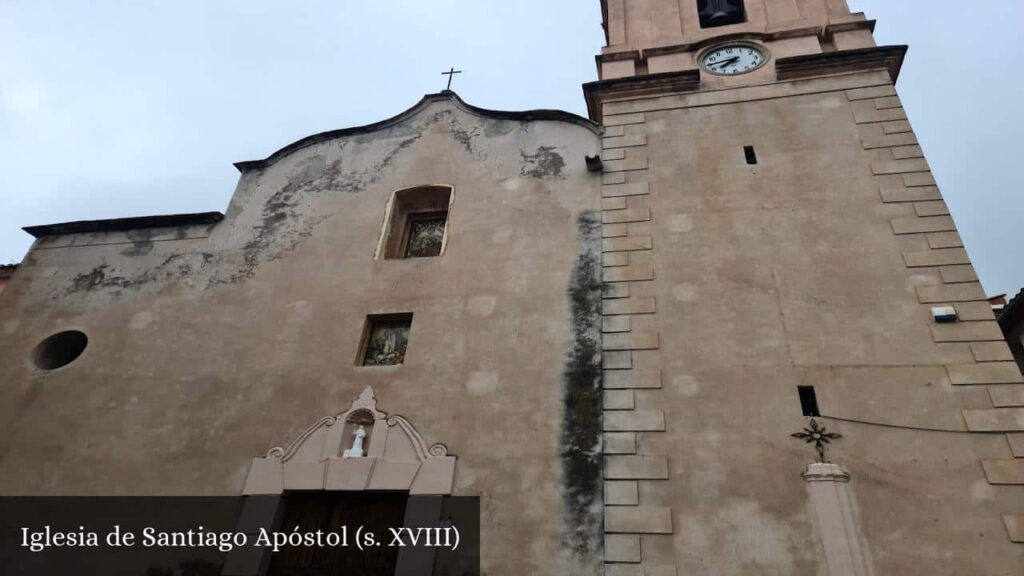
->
[700,45,766,75]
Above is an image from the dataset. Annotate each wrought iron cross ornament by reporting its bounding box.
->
[442,67,462,91]
[792,419,842,463]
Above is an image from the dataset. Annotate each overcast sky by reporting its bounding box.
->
[1,1,1021,296]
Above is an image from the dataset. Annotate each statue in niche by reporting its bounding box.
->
[342,425,367,459]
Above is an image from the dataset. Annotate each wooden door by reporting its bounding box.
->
[268,492,408,576]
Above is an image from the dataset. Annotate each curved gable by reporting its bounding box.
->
[233,91,600,172]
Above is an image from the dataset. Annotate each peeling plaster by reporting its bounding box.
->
[521,146,566,179]
[222,106,505,284]
[226,128,432,283]
[64,252,214,298]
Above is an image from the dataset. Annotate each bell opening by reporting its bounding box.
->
[698,0,747,28]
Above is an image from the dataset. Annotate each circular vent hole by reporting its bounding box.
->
[32,331,88,371]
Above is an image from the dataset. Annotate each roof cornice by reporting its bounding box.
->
[1000,289,1024,332]
[23,212,224,238]
[775,45,907,83]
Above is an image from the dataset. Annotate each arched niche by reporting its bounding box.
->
[242,386,455,496]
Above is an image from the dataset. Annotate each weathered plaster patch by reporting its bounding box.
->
[70,264,131,292]
[482,119,515,138]
[969,479,996,502]
[674,374,702,397]
[221,106,498,284]
[128,311,155,330]
[57,252,214,303]
[231,160,337,282]
[286,300,313,323]
[672,282,699,302]
[717,500,798,571]
[814,95,843,109]
[908,273,938,286]
[501,177,522,191]
[491,227,514,244]
[450,122,482,155]
[466,295,497,317]
[675,514,711,553]
[667,214,694,233]
[466,371,499,396]
[2,319,19,334]
[560,212,603,569]
[521,146,566,179]
[227,118,449,283]
[689,465,727,500]
[120,241,154,257]
[544,318,567,346]
[119,229,159,257]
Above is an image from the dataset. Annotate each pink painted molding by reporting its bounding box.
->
[242,386,455,496]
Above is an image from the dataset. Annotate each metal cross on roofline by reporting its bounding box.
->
[442,67,462,91]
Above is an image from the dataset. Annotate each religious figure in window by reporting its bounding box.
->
[362,318,411,366]
[404,214,447,258]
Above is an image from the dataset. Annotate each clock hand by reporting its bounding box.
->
[710,56,740,68]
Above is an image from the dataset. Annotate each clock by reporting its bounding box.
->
[699,44,767,76]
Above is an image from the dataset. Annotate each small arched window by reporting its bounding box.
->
[697,0,746,28]
[376,186,453,260]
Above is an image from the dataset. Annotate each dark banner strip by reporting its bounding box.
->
[0,495,479,576]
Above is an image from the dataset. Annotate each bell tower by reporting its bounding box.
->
[594,0,880,86]
[587,1,1024,574]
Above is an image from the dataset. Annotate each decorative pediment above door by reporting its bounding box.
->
[242,386,455,495]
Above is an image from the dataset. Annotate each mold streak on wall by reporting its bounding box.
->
[561,212,604,572]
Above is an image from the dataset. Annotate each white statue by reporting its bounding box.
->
[342,425,367,459]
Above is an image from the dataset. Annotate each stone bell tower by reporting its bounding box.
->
[585,0,1024,574]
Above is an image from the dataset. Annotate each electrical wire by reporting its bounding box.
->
[819,414,1007,435]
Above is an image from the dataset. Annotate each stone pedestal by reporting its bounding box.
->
[803,463,868,576]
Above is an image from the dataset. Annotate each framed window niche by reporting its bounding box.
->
[375,185,454,260]
[358,313,413,367]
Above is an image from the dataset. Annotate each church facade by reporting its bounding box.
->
[1,0,1022,574]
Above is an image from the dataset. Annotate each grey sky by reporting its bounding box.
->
[1,1,1021,296]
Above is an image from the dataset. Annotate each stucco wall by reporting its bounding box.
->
[596,70,1022,574]
[0,96,604,575]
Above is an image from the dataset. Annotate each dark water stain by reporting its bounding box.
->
[561,211,603,567]
[483,118,515,138]
[121,241,154,257]
[521,146,566,179]
[126,229,156,242]
[450,122,481,155]
[70,264,132,292]
[64,252,214,298]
